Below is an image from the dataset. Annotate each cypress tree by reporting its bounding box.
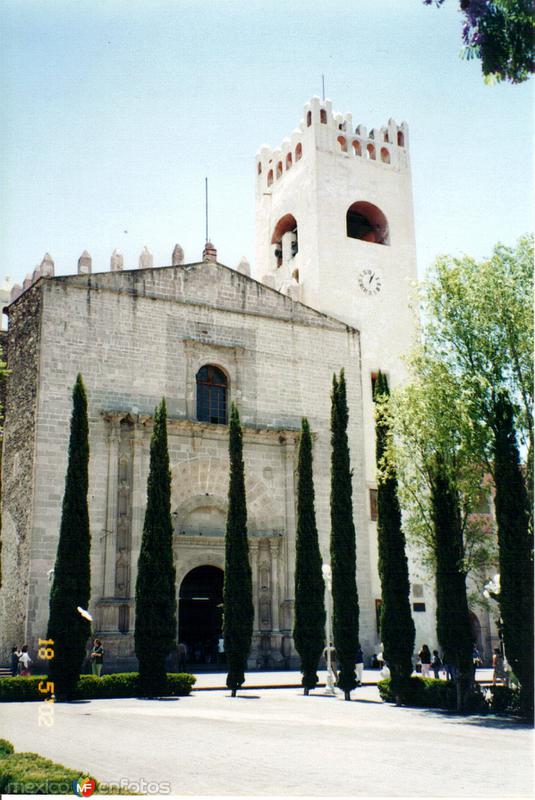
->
[293,417,326,695]
[373,372,415,698]
[493,391,533,717]
[224,403,254,697]
[430,458,473,712]
[47,374,91,701]
[330,370,359,701]
[135,399,177,697]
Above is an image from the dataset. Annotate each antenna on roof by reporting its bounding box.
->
[205,177,209,243]
[321,74,325,101]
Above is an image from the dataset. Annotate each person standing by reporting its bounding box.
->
[177,642,188,670]
[90,639,104,677]
[431,649,442,679]
[10,646,21,677]
[18,645,32,676]
[355,643,364,686]
[418,644,432,678]
[492,648,505,685]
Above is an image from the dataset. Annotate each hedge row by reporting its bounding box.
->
[378,677,522,715]
[0,672,196,702]
[0,738,131,795]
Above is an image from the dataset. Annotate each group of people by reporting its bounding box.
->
[9,641,104,677]
[10,645,32,676]
[418,643,511,684]
[417,643,483,680]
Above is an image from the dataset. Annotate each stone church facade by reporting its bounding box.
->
[1,97,496,668]
[1,256,375,668]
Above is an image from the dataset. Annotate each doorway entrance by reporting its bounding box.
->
[178,565,224,665]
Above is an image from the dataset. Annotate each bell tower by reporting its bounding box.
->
[255,97,427,647]
[255,95,418,475]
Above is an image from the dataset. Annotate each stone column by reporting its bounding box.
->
[103,417,120,597]
[250,539,260,632]
[281,438,297,605]
[269,538,280,632]
[128,421,147,611]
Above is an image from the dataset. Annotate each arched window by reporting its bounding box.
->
[276,161,283,179]
[366,144,376,161]
[267,169,273,187]
[337,135,347,153]
[346,201,389,245]
[196,366,228,424]
[397,131,404,147]
[384,131,390,143]
[257,162,262,175]
[286,152,292,170]
[380,147,390,164]
[320,109,327,124]
[295,143,302,161]
[353,140,362,157]
[306,110,312,127]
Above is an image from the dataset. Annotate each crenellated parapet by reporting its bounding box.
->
[255,96,409,193]
[7,241,253,307]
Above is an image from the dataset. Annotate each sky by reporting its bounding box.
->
[0,0,533,296]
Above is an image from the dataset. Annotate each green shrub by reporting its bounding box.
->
[0,752,82,794]
[378,676,487,713]
[0,672,196,702]
[0,749,135,794]
[378,677,456,710]
[0,740,14,756]
[486,685,522,715]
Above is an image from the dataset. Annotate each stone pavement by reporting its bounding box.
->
[1,682,531,798]
[191,667,495,689]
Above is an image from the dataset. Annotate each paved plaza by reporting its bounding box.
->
[1,680,532,798]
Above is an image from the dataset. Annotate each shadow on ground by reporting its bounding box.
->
[396,705,533,730]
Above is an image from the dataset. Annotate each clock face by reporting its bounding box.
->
[359,268,382,296]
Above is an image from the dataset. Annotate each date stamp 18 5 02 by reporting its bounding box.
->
[37,638,55,727]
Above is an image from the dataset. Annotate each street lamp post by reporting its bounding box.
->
[322,563,336,695]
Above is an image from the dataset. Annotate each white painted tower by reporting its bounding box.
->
[255,96,436,650]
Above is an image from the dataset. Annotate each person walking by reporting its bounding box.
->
[18,645,32,676]
[418,644,432,678]
[10,646,21,677]
[90,639,104,677]
[431,649,442,679]
[355,643,364,686]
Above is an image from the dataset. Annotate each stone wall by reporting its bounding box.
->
[0,284,42,653]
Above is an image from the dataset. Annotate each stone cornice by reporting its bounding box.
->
[102,411,301,444]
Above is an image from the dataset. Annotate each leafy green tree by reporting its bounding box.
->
[293,418,326,695]
[393,357,492,711]
[422,235,533,715]
[330,370,359,701]
[47,374,91,700]
[135,399,177,697]
[424,0,534,84]
[374,372,415,699]
[224,403,254,697]
[493,391,533,716]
